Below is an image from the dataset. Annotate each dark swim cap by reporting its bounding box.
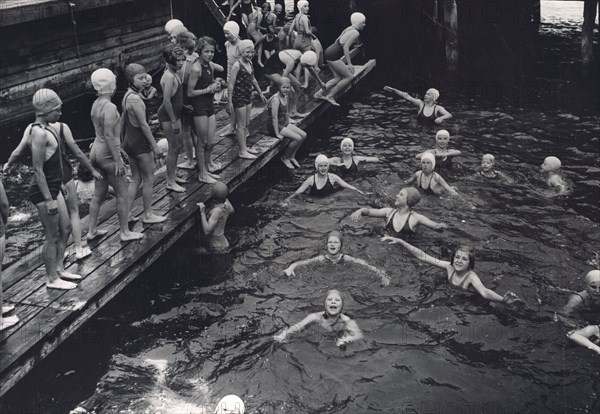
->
[405,187,421,207]
[212,181,229,202]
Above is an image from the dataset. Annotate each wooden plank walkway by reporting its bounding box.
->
[0,59,376,396]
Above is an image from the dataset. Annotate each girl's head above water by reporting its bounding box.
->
[420,152,436,170]
[325,230,343,255]
[314,154,329,169]
[324,289,343,316]
[215,394,245,414]
[425,88,440,102]
[451,246,476,271]
[340,137,354,152]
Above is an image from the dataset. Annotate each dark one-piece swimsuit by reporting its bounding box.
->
[385,210,416,237]
[27,123,64,204]
[309,173,335,197]
[418,171,438,195]
[417,104,437,126]
[449,270,476,293]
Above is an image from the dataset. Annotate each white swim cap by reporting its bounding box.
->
[420,152,436,169]
[165,19,184,34]
[340,137,354,150]
[435,129,450,139]
[239,39,254,51]
[314,154,329,168]
[297,0,309,12]
[350,12,366,26]
[426,88,440,101]
[585,270,600,284]
[91,68,116,95]
[300,51,318,66]
[32,89,62,115]
[223,21,240,37]
[215,395,245,414]
[156,138,168,156]
[544,156,561,170]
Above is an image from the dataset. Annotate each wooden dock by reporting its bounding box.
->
[0,59,376,396]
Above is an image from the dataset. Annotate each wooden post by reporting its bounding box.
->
[530,0,541,28]
[582,0,598,68]
[443,0,459,71]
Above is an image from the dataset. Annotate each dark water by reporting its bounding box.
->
[3,2,600,413]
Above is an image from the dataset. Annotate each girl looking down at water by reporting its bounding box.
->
[273,289,364,347]
[281,154,363,206]
[328,138,379,176]
[415,130,461,171]
[405,153,458,196]
[381,237,519,304]
[351,187,447,237]
[383,87,452,125]
[283,230,390,286]
[567,325,600,355]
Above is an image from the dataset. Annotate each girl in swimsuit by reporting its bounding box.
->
[351,187,447,236]
[563,270,600,315]
[1,178,19,330]
[383,87,452,125]
[281,154,363,206]
[220,22,242,138]
[267,77,307,169]
[327,137,379,176]
[382,238,519,304]
[283,231,390,286]
[405,152,458,196]
[317,12,366,107]
[415,130,461,171]
[273,289,364,347]
[568,325,600,355]
[228,39,267,160]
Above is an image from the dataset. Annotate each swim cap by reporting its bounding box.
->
[327,230,343,248]
[170,25,188,38]
[165,19,184,34]
[300,51,318,66]
[420,152,436,169]
[314,154,329,168]
[544,156,561,170]
[239,39,254,51]
[156,138,168,156]
[426,88,440,101]
[32,89,62,115]
[212,181,229,202]
[405,187,421,207]
[350,12,366,26]
[435,129,450,139]
[585,270,600,284]
[223,21,240,37]
[215,395,245,414]
[340,137,354,151]
[297,0,309,12]
[90,68,116,95]
[482,153,495,163]
[125,63,146,84]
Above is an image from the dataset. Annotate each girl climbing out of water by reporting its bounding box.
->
[404,152,458,196]
[350,187,447,237]
[267,77,307,170]
[383,87,452,125]
[382,237,519,304]
[328,137,379,176]
[281,154,363,206]
[415,130,461,171]
[567,325,600,355]
[283,230,390,286]
[197,181,234,254]
[273,289,364,347]
[563,270,600,315]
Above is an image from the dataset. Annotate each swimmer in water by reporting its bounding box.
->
[541,156,566,191]
[327,138,379,176]
[567,325,600,355]
[350,187,448,237]
[383,86,452,125]
[281,154,364,206]
[215,394,245,414]
[273,289,364,347]
[415,130,461,171]
[562,270,600,315]
[405,152,458,196]
[480,154,500,179]
[284,231,390,286]
[382,237,519,304]
[197,181,234,254]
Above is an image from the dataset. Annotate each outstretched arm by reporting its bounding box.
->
[331,174,363,194]
[414,213,448,232]
[383,87,422,108]
[350,207,392,222]
[355,155,379,163]
[568,325,600,354]
[273,312,321,342]
[404,172,418,186]
[435,173,458,196]
[284,255,324,276]
[563,293,583,315]
[282,176,314,205]
[468,273,518,304]
[344,255,390,286]
[382,236,451,269]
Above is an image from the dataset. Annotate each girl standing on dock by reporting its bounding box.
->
[157,44,187,193]
[220,21,242,138]
[383,87,453,125]
[267,77,307,169]
[122,64,166,224]
[0,178,18,331]
[187,37,225,183]
[228,39,267,160]
[318,12,367,107]
[87,68,144,243]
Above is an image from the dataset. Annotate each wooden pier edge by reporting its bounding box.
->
[0,59,376,397]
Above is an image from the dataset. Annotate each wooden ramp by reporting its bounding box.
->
[0,59,376,396]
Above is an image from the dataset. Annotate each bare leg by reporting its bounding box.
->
[137,152,167,224]
[325,60,353,106]
[0,235,19,330]
[126,155,143,222]
[55,193,81,281]
[285,124,307,162]
[235,105,256,159]
[205,115,221,173]
[221,109,237,137]
[179,116,196,169]
[105,165,144,241]
[161,121,186,192]
[64,180,91,259]
[194,115,217,183]
[87,171,109,240]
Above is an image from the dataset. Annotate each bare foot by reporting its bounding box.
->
[208,171,220,179]
[166,182,186,193]
[143,214,167,224]
[47,279,78,290]
[0,315,19,331]
[178,161,196,170]
[2,304,15,315]
[58,270,82,281]
[75,246,92,260]
[199,174,217,184]
[325,97,340,106]
[208,161,222,173]
[290,158,301,168]
[219,128,235,137]
[175,176,189,184]
[288,118,298,124]
[290,112,308,118]
[281,158,294,169]
[247,147,259,154]
[86,228,108,241]
[314,90,325,99]
[128,216,139,223]
[239,152,257,160]
[120,231,144,242]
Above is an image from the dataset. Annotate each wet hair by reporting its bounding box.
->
[324,289,344,314]
[325,230,344,251]
[77,163,94,182]
[450,246,475,270]
[177,31,196,53]
[124,63,146,84]
[163,44,185,66]
[196,36,218,53]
